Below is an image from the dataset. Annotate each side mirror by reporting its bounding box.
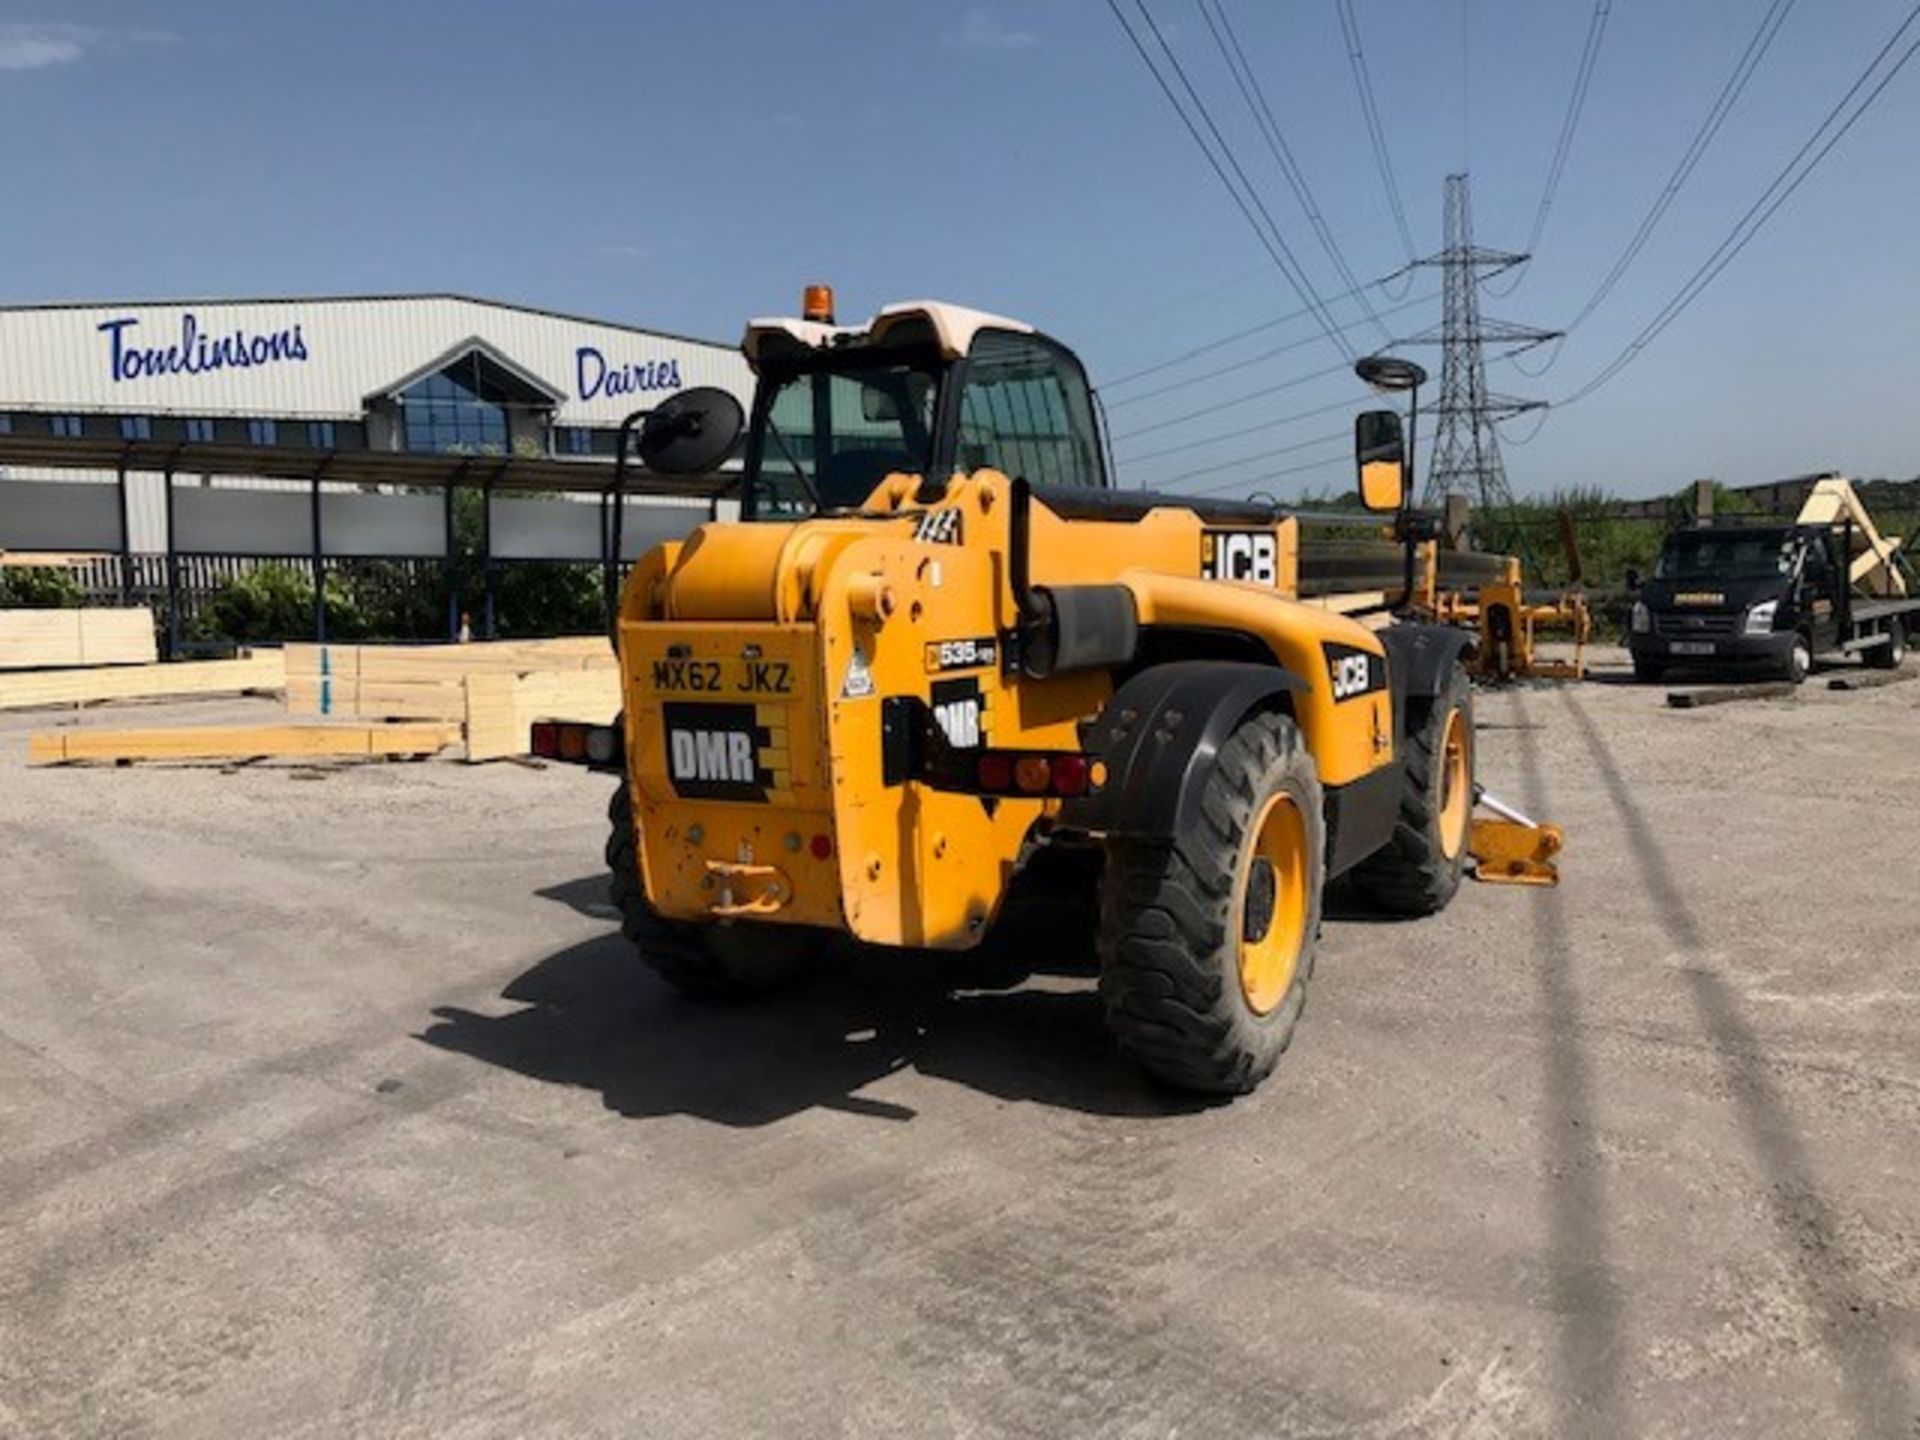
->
[1355,409,1406,514]
[636,387,745,475]
[1624,566,1642,592]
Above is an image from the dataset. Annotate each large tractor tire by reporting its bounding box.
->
[1096,710,1324,1095]
[1342,662,1474,917]
[605,782,821,997]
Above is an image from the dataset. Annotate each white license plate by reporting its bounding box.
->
[1669,641,1716,656]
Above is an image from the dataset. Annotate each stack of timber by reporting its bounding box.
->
[283,638,620,762]
[0,650,285,711]
[0,608,157,669]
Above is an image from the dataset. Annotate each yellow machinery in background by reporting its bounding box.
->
[1403,520,1592,682]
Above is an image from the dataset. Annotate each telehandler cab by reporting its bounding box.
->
[552,287,1555,1095]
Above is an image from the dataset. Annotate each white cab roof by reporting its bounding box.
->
[742,299,1034,368]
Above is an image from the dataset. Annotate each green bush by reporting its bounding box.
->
[191,564,365,644]
[0,566,86,608]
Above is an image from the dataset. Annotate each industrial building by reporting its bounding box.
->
[0,295,754,647]
[0,294,751,552]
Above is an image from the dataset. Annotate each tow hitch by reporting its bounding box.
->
[1468,787,1563,887]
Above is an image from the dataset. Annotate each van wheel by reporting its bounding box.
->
[1097,710,1323,1096]
[1342,663,1474,917]
[1782,634,1813,685]
[1632,655,1665,683]
[605,782,821,997]
[1866,618,1906,669]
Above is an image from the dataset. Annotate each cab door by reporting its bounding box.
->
[1797,536,1842,652]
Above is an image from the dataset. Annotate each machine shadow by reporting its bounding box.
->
[419,898,1200,1127]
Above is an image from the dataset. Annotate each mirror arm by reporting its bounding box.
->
[1401,381,1420,608]
[605,407,651,639]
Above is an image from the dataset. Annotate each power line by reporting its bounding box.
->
[1108,290,1435,409]
[1120,392,1376,465]
[1100,273,1398,389]
[1130,0,1357,361]
[1176,445,1353,498]
[1558,3,1920,407]
[1561,0,1797,335]
[1144,425,1353,487]
[1523,0,1613,255]
[1334,0,1418,261]
[1112,359,1352,442]
[1106,0,1357,362]
[1197,0,1391,342]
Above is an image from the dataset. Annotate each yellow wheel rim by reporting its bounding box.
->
[1437,707,1471,860]
[1238,792,1311,1015]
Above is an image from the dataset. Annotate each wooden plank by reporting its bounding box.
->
[462,672,521,762]
[29,721,461,765]
[350,679,467,720]
[0,651,285,711]
[1665,682,1798,709]
[78,609,158,666]
[0,608,155,669]
[283,637,611,678]
[353,648,614,681]
[282,643,359,683]
[0,610,82,669]
[1826,669,1916,692]
[514,668,621,726]
[460,666,622,762]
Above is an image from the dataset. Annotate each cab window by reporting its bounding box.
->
[749,360,939,517]
[954,331,1103,488]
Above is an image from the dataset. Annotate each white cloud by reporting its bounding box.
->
[956,7,1038,50]
[0,22,176,73]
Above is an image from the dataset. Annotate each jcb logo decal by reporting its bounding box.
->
[1322,642,1386,702]
[914,509,964,545]
[1201,530,1277,585]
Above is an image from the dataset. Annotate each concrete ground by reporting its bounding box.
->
[1,648,1916,1438]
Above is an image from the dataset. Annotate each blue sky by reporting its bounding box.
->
[1,1,1915,499]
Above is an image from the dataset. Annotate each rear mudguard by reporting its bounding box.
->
[1378,623,1475,737]
[1059,661,1304,844]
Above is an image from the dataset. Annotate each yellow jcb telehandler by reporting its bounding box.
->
[541,288,1558,1095]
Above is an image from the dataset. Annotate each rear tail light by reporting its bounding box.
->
[529,720,622,769]
[967,749,1101,799]
[1049,754,1090,796]
[1014,756,1052,793]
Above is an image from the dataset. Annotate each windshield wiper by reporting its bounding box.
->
[762,415,823,513]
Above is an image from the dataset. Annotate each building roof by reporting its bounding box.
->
[0,292,734,353]
[365,336,567,407]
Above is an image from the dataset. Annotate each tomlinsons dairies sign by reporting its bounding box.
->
[99,314,310,382]
[575,346,681,401]
[89,308,696,405]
